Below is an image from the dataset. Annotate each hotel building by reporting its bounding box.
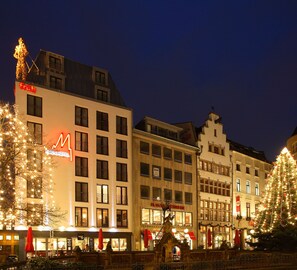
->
[13,50,133,259]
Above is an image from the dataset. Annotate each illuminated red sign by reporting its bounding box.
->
[19,82,36,93]
[46,133,73,161]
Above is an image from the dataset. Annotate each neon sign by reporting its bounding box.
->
[46,133,73,161]
[19,82,36,93]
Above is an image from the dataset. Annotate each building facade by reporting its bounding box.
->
[229,140,272,249]
[177,112,232,249]
[13,50,133,259]
[132,117,199,252]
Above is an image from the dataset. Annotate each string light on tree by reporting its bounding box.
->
[255,147,297,233]
[0,103,58,229]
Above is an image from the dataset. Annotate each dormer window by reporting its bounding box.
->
[96,88,109,102]
[49,56,62,71]
[95,71,107,85]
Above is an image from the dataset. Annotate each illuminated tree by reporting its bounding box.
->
[250,147,297,250]
[0,103,62,229]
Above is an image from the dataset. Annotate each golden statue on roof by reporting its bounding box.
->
[14,37,28,81]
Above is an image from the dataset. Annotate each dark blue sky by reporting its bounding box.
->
[1,0,297,161]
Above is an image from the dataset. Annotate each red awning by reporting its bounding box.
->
[147,230,153,240]
[188,231,196,240]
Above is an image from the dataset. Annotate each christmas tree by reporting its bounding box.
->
[251,147,297,250]
[0,103,61,229]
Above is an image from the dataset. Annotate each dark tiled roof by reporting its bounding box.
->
[228,139,270,163]
[26,50,126,107]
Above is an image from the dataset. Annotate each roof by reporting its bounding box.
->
[26,50,127,107]
[228,139,270,163]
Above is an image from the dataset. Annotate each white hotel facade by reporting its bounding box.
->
[14,50,133,259]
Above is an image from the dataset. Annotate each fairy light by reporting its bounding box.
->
[255,147,297,233]
[0,103,56,228]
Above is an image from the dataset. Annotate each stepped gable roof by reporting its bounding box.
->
[228,139,270,163]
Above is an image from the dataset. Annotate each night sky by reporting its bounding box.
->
[1,0,297,162]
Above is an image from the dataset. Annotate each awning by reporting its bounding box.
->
[188,231,196,240]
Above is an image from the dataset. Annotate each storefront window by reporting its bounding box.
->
[152,209,162,224]
[142,208,150,224]
[112,238,127,251]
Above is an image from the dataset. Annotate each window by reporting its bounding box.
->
[214,129,217,137]
[236,164,241,171]
[96,136,108,155]
[49,56,62,70]
[246,167,250,174]
[236,179,241,192]
[27,122,42,144]
[96,111,108,131]
[116,163,127,182]
[116,139,127,158]
[164,189,172,202]
[184,172,192,185]
[27,149,43,172]
[174,170,182,183]
[96,160,108,179]
[117,210,128,228]
[164,168,172,181]
[95,71,106,85]
[153,187,161,201]
[75,182,88,202]
[96,208,109,227]
[163,148,172,160]
[27,95,42,117]
[255,169,259,177]
[255,182,259,196]
[140,163,149,176]
[185,192,192,204]
[142,208,150,224]
[184,154,192,164]
[75,207,88,227]
[152,144,161,157]
[27,204,43,226]
[152,209,162,224]
[246,203,251,218]
[175,191,183,203]
[50,76,62,90]
[75,131,88,152]
[27,177,42,199]
[96,89,109,102]
[141,185,150,199]
[140,141,149,154]
[174,150,182,162]
[116,186,127,205]
[246,180,251,194]
[152,166,161,179]
[116,116,128,135]
[185,212,192,226]
[96,184,109,204]
[75,156,88,177]
[75,106,88,127]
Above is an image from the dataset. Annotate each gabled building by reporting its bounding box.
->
[133,117,199,251]
[14,50,133,259]
[229,140,272,249]
[177,112,232,249]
